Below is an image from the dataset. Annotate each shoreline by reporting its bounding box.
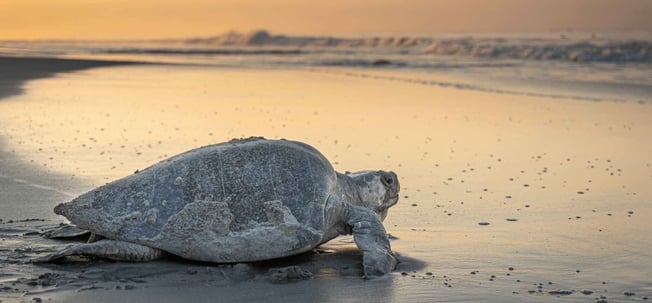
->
[0,56,144,100]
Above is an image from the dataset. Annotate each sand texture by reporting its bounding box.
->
[0,57,651,302]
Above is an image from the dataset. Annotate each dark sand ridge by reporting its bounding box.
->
[0,56,140,100]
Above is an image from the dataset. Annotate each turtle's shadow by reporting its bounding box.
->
[248,241,427,278]
[36,224,426,280]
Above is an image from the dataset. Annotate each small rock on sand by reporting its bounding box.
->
[478,222,490,226]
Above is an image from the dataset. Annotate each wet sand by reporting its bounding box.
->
[0,57,651,302]
[0,57,139,100]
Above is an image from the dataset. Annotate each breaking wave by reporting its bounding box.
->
[182,30,652,63]
[1,30,650,103]
[101,48,303,56]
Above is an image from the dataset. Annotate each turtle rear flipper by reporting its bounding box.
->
[33,239,165,263]
[41,224,91,239]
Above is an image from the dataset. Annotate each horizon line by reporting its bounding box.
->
[2,28,652,42]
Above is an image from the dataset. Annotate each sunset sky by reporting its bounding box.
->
[1,0,650,40]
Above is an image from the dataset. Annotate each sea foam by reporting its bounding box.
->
[182,30,651,63]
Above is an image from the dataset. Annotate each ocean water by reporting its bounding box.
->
[1,30,651,103]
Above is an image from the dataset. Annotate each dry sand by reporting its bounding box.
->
[0,57,651,302]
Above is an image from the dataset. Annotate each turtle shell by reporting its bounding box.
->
[54,138,338,262]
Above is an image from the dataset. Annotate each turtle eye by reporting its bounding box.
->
[381,174,393,187]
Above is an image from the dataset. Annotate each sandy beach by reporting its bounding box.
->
[1,56,651,302]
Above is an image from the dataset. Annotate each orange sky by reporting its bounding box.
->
[0,0,650,39]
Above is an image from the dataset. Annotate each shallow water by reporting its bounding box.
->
[3,31,651,105]
[0,64,651,302]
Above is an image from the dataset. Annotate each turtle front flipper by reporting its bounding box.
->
[346,206,398,278]
[33,239,164,263]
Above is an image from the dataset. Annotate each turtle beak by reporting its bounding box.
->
[376,194,398,221]
[385,195,399,210]
[389,195,399,206]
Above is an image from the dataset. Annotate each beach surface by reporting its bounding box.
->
[0,56,651,302]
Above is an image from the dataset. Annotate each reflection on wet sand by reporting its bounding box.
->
[1,62,651,302]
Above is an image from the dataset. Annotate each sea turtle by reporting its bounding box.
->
[37,137,400,277]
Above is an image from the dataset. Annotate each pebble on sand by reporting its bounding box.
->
[478,222,490,226]
[548,290,573,295]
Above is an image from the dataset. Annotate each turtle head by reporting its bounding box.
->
[343,170,400,221]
